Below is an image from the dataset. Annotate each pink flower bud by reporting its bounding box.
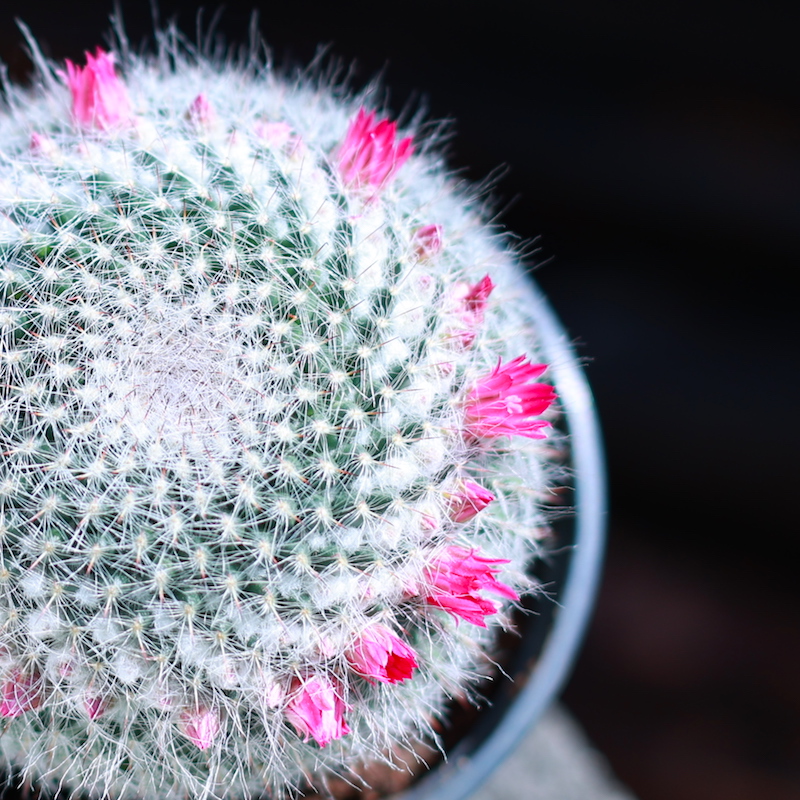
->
[347,624,418,684]
[448,480,496,523]
[425,546,518,627]
[0,669,43,718]
[56,658,74,678]
[285,676,350,748]
[460,275,495,318]
[339,107,413,189]
[187,93,214,126]
[413,224,443,259]
[84,695,110,720]
[63,48,133,130]
[421,513,438,531]
[465,356,556,439]
[180,706,222,750]
[447,274,495,348]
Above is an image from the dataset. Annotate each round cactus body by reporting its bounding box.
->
[0,34,561,800]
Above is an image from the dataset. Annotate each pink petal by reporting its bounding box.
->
[63,48,132,130]
[0,670,43,718]
[424,546,518,626]
[180,707,221,750]
[187,93,214,126]
[286,676,350,747]
[427,592,499,627]
[413,224,444,259]
[449,480,496,523]
[339,107,414,189]
[445,274,495,348]
[465,356,556,439]
[347,624,418,684]
[84,695,110,720]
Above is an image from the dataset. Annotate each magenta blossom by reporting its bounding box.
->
[187,93,214,126]
[413,224,443,259]
[0,670,42,718]
[64,48,132,130]
[84,695,110,720]
[425,546,518,627]
[449,274,496,347]
[347,624,419,684]
[180,707,221,750]
[465,356,556,439]
[448,479,496,523]
[339,108,413,189]
[286,676,350,747]
[460,275,495,317]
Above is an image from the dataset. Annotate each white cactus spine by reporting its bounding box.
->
[0,29,561,800]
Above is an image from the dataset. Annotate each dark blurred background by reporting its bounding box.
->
[1,2,798,798]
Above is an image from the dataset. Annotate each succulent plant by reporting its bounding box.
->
[0,27,562,800]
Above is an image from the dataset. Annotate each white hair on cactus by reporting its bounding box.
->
[0,24,563,800]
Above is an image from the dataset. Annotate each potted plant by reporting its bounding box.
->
[0,25,605,800]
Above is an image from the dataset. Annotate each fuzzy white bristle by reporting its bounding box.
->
[0,27,562,800]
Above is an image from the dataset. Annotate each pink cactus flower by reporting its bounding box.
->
[0,670,43,718]
[64,48,132,130]
[180,706,222,750]
[413,224,443,259]
[448,274,495,347]
[339,108,413,189]
[347,624,419,684]
[459,275,495,318]
[286,676,350,747]
[420,512,438,532]
[84,695,109,720]
[425,546,518,627]
[187,93,214,126]
[465,356,556,439]
[448,479,496,523]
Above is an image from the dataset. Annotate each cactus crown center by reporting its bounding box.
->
[91,307,254,464]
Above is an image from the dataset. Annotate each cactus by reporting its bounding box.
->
[0,29,562,800]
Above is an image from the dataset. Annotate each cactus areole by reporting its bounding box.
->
[0,31,584,800]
